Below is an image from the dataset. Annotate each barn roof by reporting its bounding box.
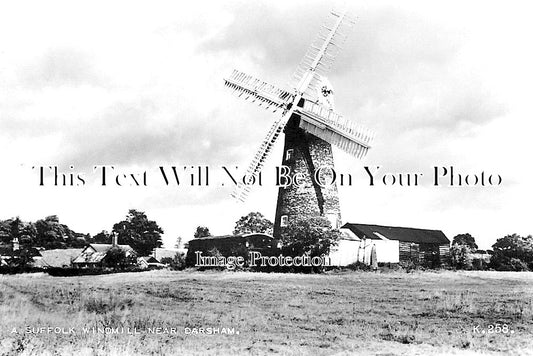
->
[342,223,450,244]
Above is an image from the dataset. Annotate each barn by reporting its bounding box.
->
[330,223,450,268]
[186,233,277,266]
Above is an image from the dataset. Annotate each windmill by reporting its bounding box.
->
[224,8,374,237]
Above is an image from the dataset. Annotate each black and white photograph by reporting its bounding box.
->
[1,0,532,355]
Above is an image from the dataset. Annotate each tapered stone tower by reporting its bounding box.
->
[273,113,341,237]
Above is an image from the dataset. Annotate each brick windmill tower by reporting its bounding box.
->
[224,8,374,237]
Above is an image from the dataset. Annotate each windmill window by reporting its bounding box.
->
[280,215,288,227]
[285,149,294,161]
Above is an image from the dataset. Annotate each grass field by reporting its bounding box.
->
[1,270,532,355]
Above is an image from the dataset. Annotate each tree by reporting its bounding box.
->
[161,252,186,270]
[452,233,478,250]
[92,231,111,244]
[450,243,473,270]
[233,212,273,235]
[174,236,183,249]
[104,247,136,270]
[34,215,84,249]
[194,226,211,239]
[490,234,533,271]
[112,209,164,256]
[280,216,341,260]
[450,233,478,270]
[0,216,84,250]
[18,223,37,247]
[10,217,22,241]
[0,220,11,244]
[9,217,38,247]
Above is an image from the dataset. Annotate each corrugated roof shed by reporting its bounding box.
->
[342,223,450,244]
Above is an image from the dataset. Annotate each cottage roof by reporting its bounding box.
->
[72,244,135,264]
[90,244,134,252]
[342,223,450,244]
[140,256,159,264]
[73,250,107,264]
[34,248,83,268]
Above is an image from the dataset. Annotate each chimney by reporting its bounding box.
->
[112,232,118,247]
[12,237,19,251]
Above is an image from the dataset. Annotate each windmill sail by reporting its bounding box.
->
[224,70,295,113]
[296,100,374,159]
[290,9,356,99]
[231,116,288,202]
[224,8,373,203]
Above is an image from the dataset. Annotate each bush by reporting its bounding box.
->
[46,267,144,277]
[490,234,533,271]
[450,244,473,270]
[104,247,136,270]
[346,261,372,271]
[472,258,485,270]
[0,266,43,274]
[280,216,341,273]
[161,252,186,270]
[399,260,420,273]
[490,257,529,272]
[509,258,529,271]
[47,267,106,276]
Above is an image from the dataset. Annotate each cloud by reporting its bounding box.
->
[50,102,248,169]
[21,47,103,88]
[0,1,530,248]
[201,2,507,139]
[197,2,327,81]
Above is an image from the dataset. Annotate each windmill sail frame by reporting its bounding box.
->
[223,8,373,203]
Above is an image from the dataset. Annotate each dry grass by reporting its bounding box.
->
[0,270,532,355]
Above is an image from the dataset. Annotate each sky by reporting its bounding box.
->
[0,0,531,249]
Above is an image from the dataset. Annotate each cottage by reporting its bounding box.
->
[0,238,41,266]
[138,256,166,269]
[0,237,20,263]
[329,223,450,268]
[72,234,135,268]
